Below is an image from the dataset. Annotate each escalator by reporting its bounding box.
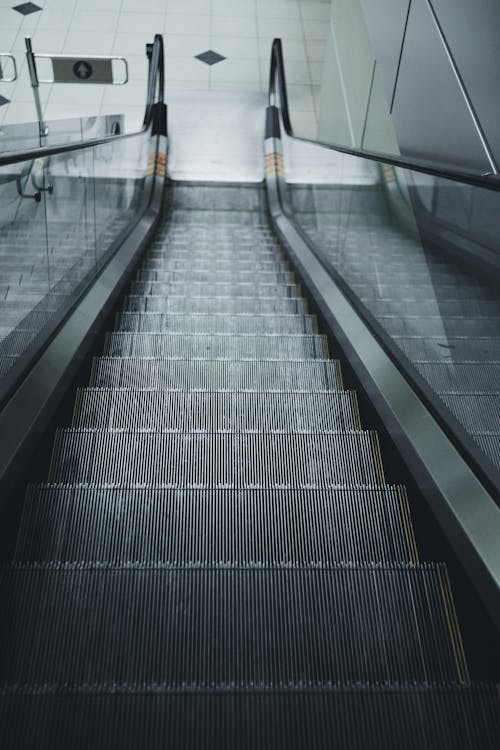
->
[0,36,499,748]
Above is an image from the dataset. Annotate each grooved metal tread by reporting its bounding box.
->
[0,563,467,685]
[104,333,328,359]
[124,295,307,314]
[354,284,498,301]
[394,335,500,361]
[0,686,498,750]
[144,257,287,270]
[414,361,500,392]
[131,281,300,297]
[115,312,317,334]
[380,315,500,338]
[90,358,343,390]
[137,269,294,283]
[15,485,417,564]
[48,429,385,486]
[72,389,360,431]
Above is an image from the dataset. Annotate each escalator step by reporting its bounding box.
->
[115,312,316,334]
[471,434,500,470]
[131,280,299,297]
[0,685,498,750]
[144,257,286,271]
[104,333,328,359]
[89,358,343,390]
[150,249,280,262]
[15,486,416,564]
[72,390,360,431]
[354,284,498,301]
[380,315,500,338]
[365,298,500,317]
[414,361,500,392]
[394,335,500,361]
[438,393,500,433]
[137,269,294,284]
[0,564,466,685]
[124,295,307,314]
[48,430,385,486]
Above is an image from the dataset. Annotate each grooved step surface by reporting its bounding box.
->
[90,358,343,390]
[72,390,360,431]
[131,281,299,297]
[414,361,500,392]
[0,565,465,685]
[16,486,415,563]
[115,312,316,334]
[48,430,384,486]
[1,686,498,750]
[104,333,328,359]
[125,295,307,314]
[393,335,500,361]
[137,269,293,284]
[144,257,285,270]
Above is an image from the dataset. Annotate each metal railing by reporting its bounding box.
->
[0,34,165,168]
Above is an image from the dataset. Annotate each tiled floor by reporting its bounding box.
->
[0,0,330,137]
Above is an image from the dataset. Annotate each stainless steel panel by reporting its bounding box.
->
[391,0,491,172]
[430,0,500,166]
[360,0,411,107]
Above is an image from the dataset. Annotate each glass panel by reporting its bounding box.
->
[0,115,124,154]
[0,158,50,383]
[287,143,500,488]
[0,126,150,398]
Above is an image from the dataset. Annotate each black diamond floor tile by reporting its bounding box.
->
[195,50,226,66]
[0,96,10,107]
[12,2,42,15]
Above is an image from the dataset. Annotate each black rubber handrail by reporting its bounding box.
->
[268,38,500,192]
[0,34,165,167]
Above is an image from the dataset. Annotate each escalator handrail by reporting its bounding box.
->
[268,38,500,191]
[0,34,165,168]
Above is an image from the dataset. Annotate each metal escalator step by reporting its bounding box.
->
[115,312,316,335]
[0,685,498,750]
[131,280,299,297]
[0,355,17,379]
[72,390,360,431]
[438,393,500,433]
[150,249,280,262]
[48,430,384,486]
[354,284,497,301]
[144,257,286,271]
[104,333,328,359]
[124,295,307,314]
[137,269,294,284]
[90,358,343,390]
[365,298,500,317]
[0,328,39,356]
[414,361,500,392]
[0,563,466,684]
[15,486,416,563]
[471,434,500,470]
[380,315,500,338]
[394,335,500,361]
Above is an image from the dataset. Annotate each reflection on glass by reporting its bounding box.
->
[0,127,149,392]
[0,115,123,154]
[288,149,500,483]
